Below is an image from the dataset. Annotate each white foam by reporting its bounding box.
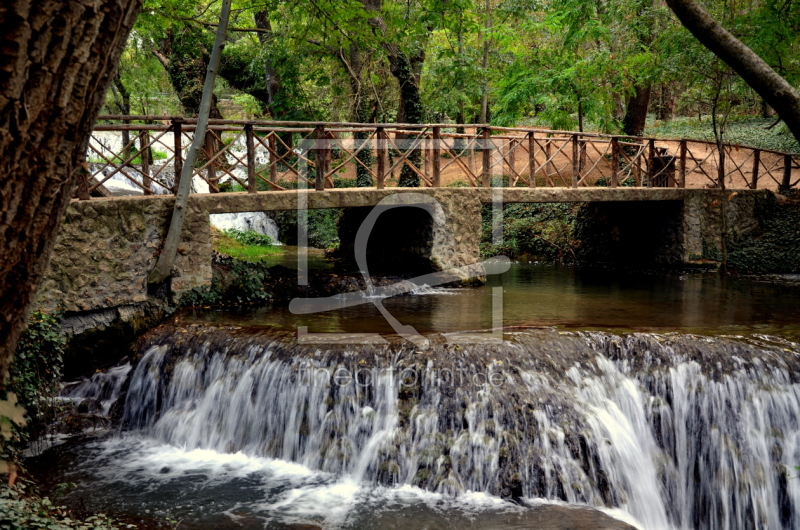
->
[92,437,318,483]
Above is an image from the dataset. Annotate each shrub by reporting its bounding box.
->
[222,229,275,247]
[2,312,65,463]
[180,258,273,307]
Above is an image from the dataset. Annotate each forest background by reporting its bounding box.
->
[111,0,800,153]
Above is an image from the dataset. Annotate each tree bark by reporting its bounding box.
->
[341,45,373,187]
[149,0,232,285]
[253,10,282,117]
[0,0,141,377]
[623,85,651,136]
[388,47,424,187]
[657,83,675,121]
[665,0,800,144]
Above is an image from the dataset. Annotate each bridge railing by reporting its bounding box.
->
[78,116,800,198]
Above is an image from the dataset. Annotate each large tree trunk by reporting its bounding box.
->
[623,85,651,137]
[388,48,424,187]
[0,0,141,377]
[657,83,676,122]
[665,0,800,144]
[253,10,282,117]
[342,46,374,187]
[156,27,223,119]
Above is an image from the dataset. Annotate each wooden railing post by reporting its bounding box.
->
[783,154,792,190]
[315,124,328,191]
[469,138,475,175]
[268,133,278,191]
[245,124,257,193]
[77,164,91,200]
[647,138,655,187]
[376,127,386,189]
[139,129,152,195]
[545,139,552,181]
[571,134,579,188]
[508,138,517,186]
[679,140,687,188]
[528,132,536,187]
[204,130,218,193]
[610,137,620,188]
[432,126,441,187]
[172,118,183,194]
[482,127,491,187]
[751,149,761,190]
[579,138,586,173]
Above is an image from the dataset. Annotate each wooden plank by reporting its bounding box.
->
[172,119,183,194]
[376,127,386,189]
[77,164,91,200]
[245,124,257,193]
[139,130,152,195]
[528,133,536,187]
[751,149,761,190]
[784,154,793,190]
[679,140,687,188]
[611,137,619,188]
[315,125,327,191]
[571,135,579,188]
[482,127,491,187]
[432,126,441,187]
[268,133,278,190]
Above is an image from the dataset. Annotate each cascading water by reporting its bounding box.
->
[60,363,131,417]
[116,325,800,529]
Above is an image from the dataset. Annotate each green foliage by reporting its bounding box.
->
[3,313,65,462]
[222,229,275,247]
[647,116,800,153]
[271,209,342,250]
[0,481,134,530]
[480,203,581,262]
[180,259,273,307]
[109,0,800,148]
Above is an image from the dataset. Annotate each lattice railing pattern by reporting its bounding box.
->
[78,116,800,198]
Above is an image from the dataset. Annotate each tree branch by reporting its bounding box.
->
[665,0,800,144]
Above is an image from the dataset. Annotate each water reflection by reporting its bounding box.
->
[185,263,800,336]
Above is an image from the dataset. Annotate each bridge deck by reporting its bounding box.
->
[78,187,764,213]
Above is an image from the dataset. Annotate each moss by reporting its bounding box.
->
[727,193,800,273]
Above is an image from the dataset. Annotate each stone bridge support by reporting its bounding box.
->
[34,188,774,347]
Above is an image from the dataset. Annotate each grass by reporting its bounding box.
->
[88,149,169,165]
[645,115,800,153]
[212,227,282,261]
[520,113,799,154]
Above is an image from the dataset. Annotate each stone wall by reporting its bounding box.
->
[34,196,212,314]
[336,190,483,278]
[682,189,768,263]
[34,188,776,320]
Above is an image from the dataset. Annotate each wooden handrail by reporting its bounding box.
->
[80,116,799,199]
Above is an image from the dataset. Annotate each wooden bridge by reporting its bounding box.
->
[80,116,800,199]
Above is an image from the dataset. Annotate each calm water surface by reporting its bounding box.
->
[185,263,800,337]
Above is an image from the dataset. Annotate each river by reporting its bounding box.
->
[39,263,800,529]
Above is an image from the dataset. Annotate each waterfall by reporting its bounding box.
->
[61,363,131,417]
[118,326,800,529]
[210,212,281,243]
